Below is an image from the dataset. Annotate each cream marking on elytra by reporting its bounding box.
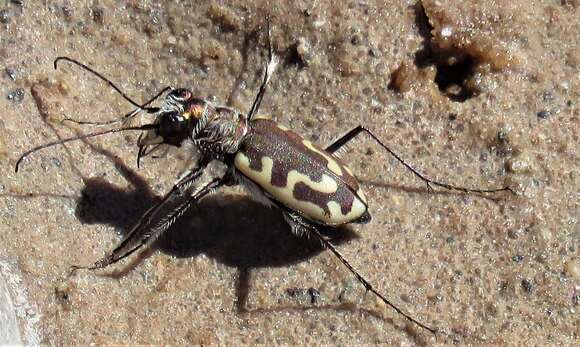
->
[287,170,339,194]
[343,164,355,177]
[235,172,275,208]
[327,199,366,222]
[357,188,367,204]
[276,123,290,131]
[234,152,359,224]
[302,139,344,177]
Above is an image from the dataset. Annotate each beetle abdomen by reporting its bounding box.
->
[234,118,368,226]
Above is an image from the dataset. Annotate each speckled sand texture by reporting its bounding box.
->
[0,1,578,345]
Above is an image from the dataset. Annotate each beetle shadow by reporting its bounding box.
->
[19,56,437,342]
[74,139,377,315]
[77,166,357,271]
[75,153,436,342]
[73,143,435,341]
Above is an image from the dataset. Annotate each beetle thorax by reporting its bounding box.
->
[193,105,248,157]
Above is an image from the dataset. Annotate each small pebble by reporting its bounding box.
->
[497,129,510,143]
[0,9,12,24]
[61,5,73,21]
[541,91,554,101]
[286,287,302,298]
[286,287,321,305]
[91,6,104,24]
[564,258,579,279]
[485,301,499,317]
[506,154,533,174]
[389,61,414,93]
[4,67,16,80]
[540,228,552,241]
[507,229,519,239]
[521,279,533,293]
[537,110,551,119]
[499,281,509,293]
[7,88,24,102]
[441,26,453,37]
[51,158,62,168]
[307,287,321,304]
[55,285,70,302]
[295,37,312,66]
[534,253,548,264]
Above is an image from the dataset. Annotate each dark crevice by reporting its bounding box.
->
[283,42,307,69]
[413,1,434,67]
[434,56,477,102]
[410,1,480,102]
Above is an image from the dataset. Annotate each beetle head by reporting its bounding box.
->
[139,88,206,147]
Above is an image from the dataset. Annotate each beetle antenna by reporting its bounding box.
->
[60,87,169,126]
[15,124,157,172]
[54,56,164,115]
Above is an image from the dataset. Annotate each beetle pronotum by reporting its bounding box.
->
[15,24,512,336]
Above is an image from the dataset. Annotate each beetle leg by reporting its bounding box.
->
[307,223,438,335]
[283,211,437,334]
[71,161,223,272]
[281,211,310,237]
[326,125,513,195]
[247,17,279,121]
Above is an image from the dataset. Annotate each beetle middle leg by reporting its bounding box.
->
[326,125,513,195]
[246,17,279,121]
[282,210,437,334]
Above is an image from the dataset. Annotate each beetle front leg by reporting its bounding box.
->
[71,161,223,272]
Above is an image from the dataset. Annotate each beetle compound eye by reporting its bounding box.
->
[159,112,187,137]
[169,88,192,102]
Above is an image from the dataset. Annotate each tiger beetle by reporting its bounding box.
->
[15,24,512,336]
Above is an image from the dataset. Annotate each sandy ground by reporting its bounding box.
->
[0,0,578,345]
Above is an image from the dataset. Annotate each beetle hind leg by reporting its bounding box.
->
[282,211,311,238]
[326,125,513,195]
[282,210,437,335]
